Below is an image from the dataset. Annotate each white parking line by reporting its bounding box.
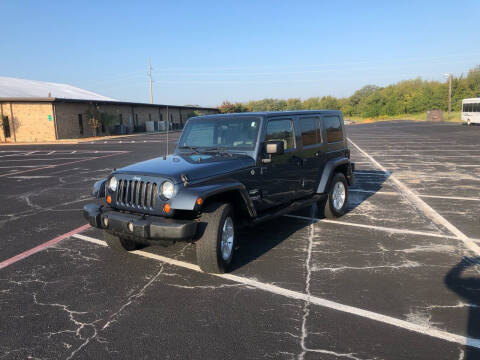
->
[285,214,480,242]
[0,165,42,168]
[348,138,480,256]
[0,157,99,162]
[0,152,128,178]
[372,154,480,158]
[354,171,389,176]
[350,189,480,202]
[374,162,480,167]
[71,233,480,350]
[371,149,480,153]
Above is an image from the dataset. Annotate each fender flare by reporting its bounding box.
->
[316,157,351,194]
[170,180,257,218]
[92,178,107,198]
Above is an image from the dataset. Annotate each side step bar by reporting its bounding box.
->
[250,194,326,226]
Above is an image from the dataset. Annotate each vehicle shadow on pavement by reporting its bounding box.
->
[227,169,391,272]
[346,169,391,214]
[444,257,480,360]
[229,217,313,272]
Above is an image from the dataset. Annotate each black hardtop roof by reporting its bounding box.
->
[194,110,342,119]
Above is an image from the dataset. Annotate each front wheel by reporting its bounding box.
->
[196,203,236,274]
[323,172,349,218]
[467,119,471,126]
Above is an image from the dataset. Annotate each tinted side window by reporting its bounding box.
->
[324,116,343,143]
[266,119,295,150]
[474,103,480,112]
[299,117,321,146]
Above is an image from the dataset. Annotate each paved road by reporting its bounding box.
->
[0,122,479,359]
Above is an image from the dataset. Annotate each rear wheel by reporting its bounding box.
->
[196,203,236,274]
[467,119,471,126]
[323,172,349,218]
[103,231,140,252]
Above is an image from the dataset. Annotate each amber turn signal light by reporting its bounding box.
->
[163,203,171,213]
[106,195,112,204]
[196,197,203,205]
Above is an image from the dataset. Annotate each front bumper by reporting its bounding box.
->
[83,203,198,242]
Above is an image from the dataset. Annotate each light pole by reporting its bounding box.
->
[444,73,452,115]
[148,58,154,104]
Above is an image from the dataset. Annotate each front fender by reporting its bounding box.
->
[316,157,352,194]
[92,179,107,198]
[170,180,256,217]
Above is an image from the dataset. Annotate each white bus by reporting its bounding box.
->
[461,98,480,125]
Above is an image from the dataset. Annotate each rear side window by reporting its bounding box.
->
[299,117,321,146]
[323,116,343,143]
[266,119,295,150]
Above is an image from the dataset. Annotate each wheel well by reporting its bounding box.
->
[327,163,350,190]
[335,163,349,178]
[202,190,251,221]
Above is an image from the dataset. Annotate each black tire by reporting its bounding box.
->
[103,231,139,252]
[323,172,349,218]
[196,202,236,274]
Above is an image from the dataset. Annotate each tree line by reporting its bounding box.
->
[218,65,480,117]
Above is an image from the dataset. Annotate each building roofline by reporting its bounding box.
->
[0,97,217,111]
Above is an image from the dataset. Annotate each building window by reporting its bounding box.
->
[78,114,84,135]
[2,116,11,138]
[135,114,139,127]
[159,113,163,121]
[119,113,123,125]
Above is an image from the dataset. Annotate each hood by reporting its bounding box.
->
[114,153,255,183]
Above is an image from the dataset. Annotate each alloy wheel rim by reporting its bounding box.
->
[220,217,234,261]
[332,181,346,210]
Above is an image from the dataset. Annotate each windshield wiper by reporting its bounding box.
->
[203,147,233,157]
[178,146,201,154]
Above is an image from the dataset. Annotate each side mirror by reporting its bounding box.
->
[266,140,284,155]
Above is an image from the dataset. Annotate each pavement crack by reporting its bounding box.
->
[32,293,101,360]
[298,220,315,360]
[101,263,166,330]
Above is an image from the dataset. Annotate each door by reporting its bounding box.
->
[259,117,300,209]
[2,116,11,139]
[296,115,326,195]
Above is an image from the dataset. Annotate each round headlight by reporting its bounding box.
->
[108,176,118,191]
[161,181,175,199]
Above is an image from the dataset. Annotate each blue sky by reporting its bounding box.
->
[1,0,479,107]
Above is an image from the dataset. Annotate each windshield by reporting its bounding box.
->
[178,116,260,151]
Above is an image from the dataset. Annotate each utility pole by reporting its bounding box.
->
[148,58,153,104]
[447,73,452,115]
[444,73,452,115]
[166,105,169,156]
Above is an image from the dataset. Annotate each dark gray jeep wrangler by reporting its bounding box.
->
[83,111,354,273]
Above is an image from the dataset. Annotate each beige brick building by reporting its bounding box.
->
[0,98,218,143]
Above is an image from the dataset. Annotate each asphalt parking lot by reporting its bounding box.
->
[0,121,479,360]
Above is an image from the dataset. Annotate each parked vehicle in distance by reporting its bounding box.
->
[462,98,480,125]
[83,111,355,273]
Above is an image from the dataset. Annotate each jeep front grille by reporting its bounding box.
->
[116,179,157,209]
